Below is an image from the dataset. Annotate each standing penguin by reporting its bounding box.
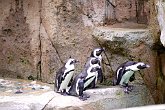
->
[84,63,101,90]
[55,58,78,95]
[113,61,150,93]
[88,47,105,84]
[83,57,101,89]
[68,64,100,101]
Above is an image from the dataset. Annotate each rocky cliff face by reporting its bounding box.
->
[0,0,98,82]
[0,0,164,104]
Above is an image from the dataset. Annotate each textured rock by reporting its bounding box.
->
[93,27,153,47]
[40,0,98,82]
[92,27,160,103]
[80,0,150,26]
[92,27,154,75]
[0,0,40,79]
[0,83,154,110]
[0,0,164,104]
[0,0,152,83]
[156,0,165,47]
[0,91,54,110]
[0,0,98,83]
[119,104,165,110]
[47,85,154,110]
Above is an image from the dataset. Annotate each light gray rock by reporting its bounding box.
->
[93,27,153,48]
[0,82,154,110]
[118,104,165,110]
[46,84,154,110]
[92,27,154,76]
[92,26,159,104]
[156,1,165,47]
[0,91,55,110]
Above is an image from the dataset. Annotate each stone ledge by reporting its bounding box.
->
[93,26,153,48]
[46,85,154,110]
[0,80,154,110]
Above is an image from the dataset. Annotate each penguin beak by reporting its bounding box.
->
[74,60,79,63]
[101,47,105,51]
[146,64,150,68]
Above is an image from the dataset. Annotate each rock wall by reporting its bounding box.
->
[0,0,40,79]
[156,0,165,47]
[0,0,98,83]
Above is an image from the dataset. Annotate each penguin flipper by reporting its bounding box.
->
[112,77,117,86]
[78,79,84,97]
[78,79,88,101]
[55,74,63,92]
[68,77,73,87]
[98,68,103,83]
[129,74,135,82]
[85,78,96,90]
[55,67,65,91]
[116,67,126,85]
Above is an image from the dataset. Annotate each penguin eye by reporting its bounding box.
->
[70,61,74,65]
[137,64,146,69]
[90,68,96,72]
[91,59,99,64]
[96,50,101,56]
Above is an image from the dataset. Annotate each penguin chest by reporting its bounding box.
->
[119,71,134,85]
[84,73,96,88]
[59,71,74,90]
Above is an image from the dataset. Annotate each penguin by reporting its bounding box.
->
[55,58,79,95]
[113,61,150,93]
[88,47,105,84]
[90,47,105,61]
[83,57,101,89]
[84,64,101,90]
[68,64,100,101]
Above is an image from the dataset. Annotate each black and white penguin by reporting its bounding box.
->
[55,58,78,95]
[84,64,101,90]
[68,64,100,101]
[88,47,105,83]
[113,61,150,93]
[83,57,101,89]
[90,47,105,61]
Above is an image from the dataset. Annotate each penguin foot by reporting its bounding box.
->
[124,87,130,94]
[127,85,133,91]
[62,93,68,96]
[83,93,90,98]
[79,95,87,101]
[56,91,61,94]
[60,92,69,96]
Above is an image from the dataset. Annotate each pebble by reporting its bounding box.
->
[40,86,50,90]
[31,84,41,90]
[15,89,23,94]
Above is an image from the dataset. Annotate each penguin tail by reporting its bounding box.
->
[112,77,117,86]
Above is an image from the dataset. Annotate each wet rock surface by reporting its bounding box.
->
[0,78,52,95]
[0,78,154,110]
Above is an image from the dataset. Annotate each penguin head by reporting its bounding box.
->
[90,66,100,73]
[90,57,100,65]
[65,58,79,67]
[136,62,150,70]
[126,62,150,71]
[69,59,79,65]
[91,47,105,57]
